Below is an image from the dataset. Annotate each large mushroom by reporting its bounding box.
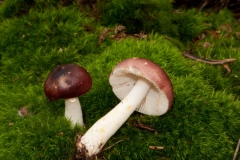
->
[44,64,92,127]
[76,58,174,158]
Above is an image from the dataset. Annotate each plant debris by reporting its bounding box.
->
[102,140,123,152]
[98,25,147,44]
[203,42,211,48]
[149,146,164,150]
[98,27,109,44]
[182,51,236,74]
[18,106,29,117]
[58,132,64,136]
[233,139,240,160]
[114,25,126,34]
[130,119,155,132]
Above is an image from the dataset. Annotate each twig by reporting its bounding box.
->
[233,139,240,160]
[102,140,123,152]
[130,119,155,132]
[199,1,208,10]
[136,123,155,132]
[183,51,235,74]
[183,51,235,65]
[149,146,164,150]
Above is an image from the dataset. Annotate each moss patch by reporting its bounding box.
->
[0,1,240,159]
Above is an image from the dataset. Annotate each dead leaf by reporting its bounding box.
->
[110,32,127,42]
[114,25,126,34]
[223,63,231,74]
[59,132,64,136]
[219,24,232,33]
[235,32,240,37]
[203,42,211,48]
[206,30,220,39]
[8,122,14,126]
[132,32,148,39]
[18,106,29,117]
[218,24,233,37]
[98,27,109,44]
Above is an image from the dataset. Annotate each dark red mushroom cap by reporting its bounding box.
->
[44,64,92,101]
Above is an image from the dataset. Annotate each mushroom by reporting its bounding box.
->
[76,58,174,158]
[44,64,92,127]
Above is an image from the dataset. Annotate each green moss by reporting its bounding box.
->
[173,9,208,43]
[0,0,68,19]
[207,9,237,30]
[0,2,240,159]
[189,9,240,97]
[79,36,240,159]
[0,5,104,85]
[0,0,34,18]
[99,0,177,35]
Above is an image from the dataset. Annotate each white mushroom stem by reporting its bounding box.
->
[77,77,151,157]
[65,97,84,127]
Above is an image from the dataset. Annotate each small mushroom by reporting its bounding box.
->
[76,58,174,158]
[44,64,92,127]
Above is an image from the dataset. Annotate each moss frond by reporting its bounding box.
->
[173,9,208,43]
[99,0,177,35]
